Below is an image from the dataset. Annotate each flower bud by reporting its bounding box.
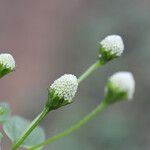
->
[47,74,78,110]
[0,53,15,78]
[105,72,135,104]
[99,35,124,63]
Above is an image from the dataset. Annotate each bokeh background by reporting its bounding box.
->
[0,0,150,150]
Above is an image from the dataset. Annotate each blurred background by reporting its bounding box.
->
[0,0,150,149]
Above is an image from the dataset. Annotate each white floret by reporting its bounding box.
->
[109,72,135,99]
[100,35,124,56]
[50,74,78,102]
[0,53,15,70]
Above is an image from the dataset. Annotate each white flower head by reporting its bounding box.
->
[50,74,78,103]
[108,72,135,100]
[100,35,124,57]
[0,53,15,70]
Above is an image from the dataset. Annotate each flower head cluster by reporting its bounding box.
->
[109,72,135,99]
[47,74,78,109]
[105,71,135,104]
[0,53,15,78]
[99,35,124,62]
[0,53,15,70]
[50,74,78,102]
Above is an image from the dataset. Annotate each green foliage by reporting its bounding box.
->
[3,116,45,149]
[0,102,10,123]
[0,132,3,141]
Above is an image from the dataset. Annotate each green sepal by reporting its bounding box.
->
[99,46,118,63]
[46,88,71,110]
[0,63,13,78]
[104,81,128,104]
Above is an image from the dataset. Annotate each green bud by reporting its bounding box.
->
[99,35,124,63]
[104,72,135,104]
[46,74,78,110]
[0,53,15,78]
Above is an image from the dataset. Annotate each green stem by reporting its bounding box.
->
[29,101,108,150]
[12,59,104,150]
[12,107,50,150]
[78,60,102,84]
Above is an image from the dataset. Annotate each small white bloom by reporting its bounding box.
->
[0,53,15,70]
[100,35,124,56]
[50,74,78,102]
[109,72,135,99]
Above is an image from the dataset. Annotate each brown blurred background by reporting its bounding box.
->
[0,0,150,150]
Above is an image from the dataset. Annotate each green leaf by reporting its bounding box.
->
[3,116,45,149]
[0,102,10,123]
[0,132,3,141]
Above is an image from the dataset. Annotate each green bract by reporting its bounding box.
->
[46,88,71,110]
[104,81,128,104]
[99,46,118,63]
[0,63,13,78]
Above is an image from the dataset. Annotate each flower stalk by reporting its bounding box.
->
[78,60,104,84]
[12,74,78,150]
[29,101,108,150]
[28,71,135,150]
[10,35,126,150]
[11,107,50,150]
[11,56,114,150]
